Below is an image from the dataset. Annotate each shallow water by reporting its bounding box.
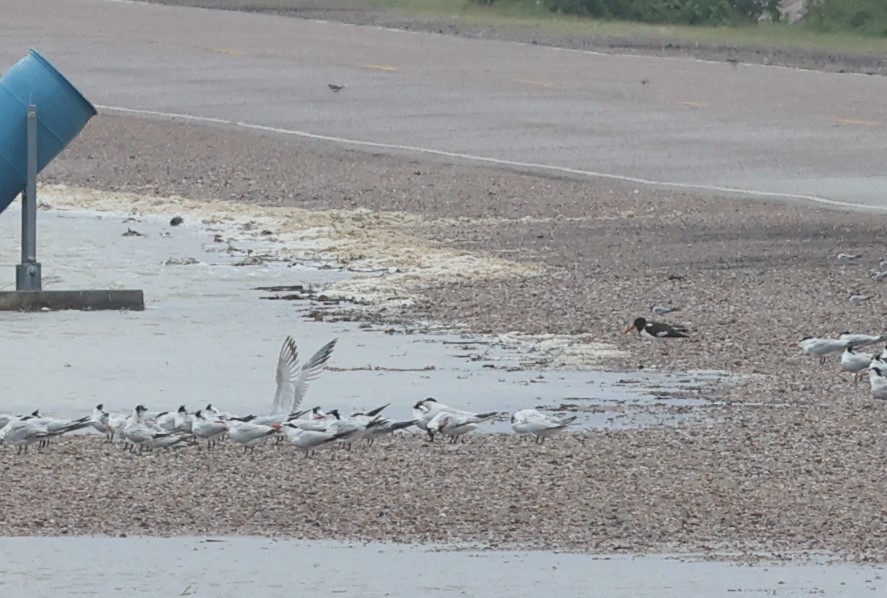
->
[0,190,721,430]
[0,536,883,597]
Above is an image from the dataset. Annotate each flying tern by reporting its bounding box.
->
[269,337,338,416]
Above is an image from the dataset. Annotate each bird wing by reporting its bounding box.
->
[650,322,688,338]
[291,339,337,413]
[270,336,300,416]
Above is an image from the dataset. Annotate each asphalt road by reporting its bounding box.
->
[2,0,886,209]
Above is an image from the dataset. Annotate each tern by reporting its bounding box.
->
[227,420,281,452]
[650,305,680,317]
[285,408,331,432]
[145,433,195,450]
[0,413,18,430]
[28,414,91,448]
[836,253,862,265]
[322,409,386,448]
[107,410,131,447]
[192,410,229,449]
[203,403,246,421]
[511,409,577,444]
[869,367,887,400]
[624,317,688,339]
[838,332,884,347]
[282,424,349,456]
[89,404,113,440]
[173,406,194,434]
[840,346,873,384]
[797,336,849,364]
[154,410,180,432]
[412,398,499,441]
[345,404,414,446]
[426,412,488,443]
[361,417,417,446]
[270,337,338,416]
[123,405,187,453]
[0,419,51,454]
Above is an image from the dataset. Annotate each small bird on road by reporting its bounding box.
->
[328,83,345,92]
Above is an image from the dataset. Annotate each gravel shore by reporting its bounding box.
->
[5,426,887,562]
[26,4,887,562]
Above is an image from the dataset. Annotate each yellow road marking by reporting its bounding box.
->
[364,64,398,72]
[834,118,881,127]
[210,48,245,56]
[680,101,709,108]
[515,78,554,88]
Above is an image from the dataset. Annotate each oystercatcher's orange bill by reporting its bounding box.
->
[622,326,634,335]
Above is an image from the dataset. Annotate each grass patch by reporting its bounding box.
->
[363,0,887,55]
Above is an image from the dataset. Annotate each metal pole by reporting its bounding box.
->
[16,104,41,291]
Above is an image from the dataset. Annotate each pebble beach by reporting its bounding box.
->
[0,0,882,567]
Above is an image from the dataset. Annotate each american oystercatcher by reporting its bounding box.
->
[623,317,688,339]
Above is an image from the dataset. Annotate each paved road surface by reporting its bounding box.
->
[1,0,886,209]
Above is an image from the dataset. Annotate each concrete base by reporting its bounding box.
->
[0,290,144,311]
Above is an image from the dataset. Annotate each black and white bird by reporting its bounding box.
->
[412,398,499,441]
[623,317,688,339]
[869,367,887,400]
[840,346,873,384]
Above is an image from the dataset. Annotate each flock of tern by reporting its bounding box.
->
[797,332,887,398]
[0,337,578,455]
